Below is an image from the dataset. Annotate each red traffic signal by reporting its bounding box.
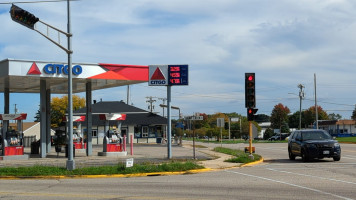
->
[245,73,255,108]
[10,4,39,30]
[247,108,258,121]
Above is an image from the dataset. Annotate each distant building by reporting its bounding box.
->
[317,120,356,136]
[73,101,167,144]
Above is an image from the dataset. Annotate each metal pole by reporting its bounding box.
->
[228,118,231,140]
[167,86,172,159]
[127,85,130,105]
[298,84,304,130]
[248,121,254,160]
[66,0,75,170]
[314,73,318,129]
[220,127,222,147]
[193,120,196,160]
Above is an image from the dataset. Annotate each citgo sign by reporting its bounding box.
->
[43,64,83,75]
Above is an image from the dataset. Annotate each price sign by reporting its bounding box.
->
[168,65,188,86]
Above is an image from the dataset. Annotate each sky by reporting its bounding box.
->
[1,0,356,121]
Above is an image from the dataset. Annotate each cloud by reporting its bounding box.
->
[1,0,356,119]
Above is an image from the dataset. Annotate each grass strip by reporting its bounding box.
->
[0,161,204,177]
[336,137,356,143]
[213,147,261,163]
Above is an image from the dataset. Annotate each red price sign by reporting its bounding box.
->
[170,67,180,72]
[168,65,188,86]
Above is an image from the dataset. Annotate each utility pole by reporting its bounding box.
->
[314,73,318,129]
[146,96,156,113]
[158,98,167,117]
[298,84,305,130]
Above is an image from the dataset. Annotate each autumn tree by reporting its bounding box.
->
[303,106,329,127]
[270,103,290,130]
[51,95,86,128]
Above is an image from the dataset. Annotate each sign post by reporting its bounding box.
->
[149,64,188,159]
[188,113,203,160]
[217,118,225,147]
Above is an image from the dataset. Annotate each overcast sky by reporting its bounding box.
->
[1,0,356,121]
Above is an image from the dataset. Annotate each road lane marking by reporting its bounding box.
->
[342,156,356,160]
[225,170,353,200]
[266,168,356,185]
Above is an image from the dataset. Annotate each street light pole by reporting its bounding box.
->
[66,0,75,170]
[298,84,304,130]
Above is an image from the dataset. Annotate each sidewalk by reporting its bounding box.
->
[0,141,249,170]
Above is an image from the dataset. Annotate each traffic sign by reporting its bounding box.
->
[217,118,225,127]
[190,116,203,120]
[230,118,239,122]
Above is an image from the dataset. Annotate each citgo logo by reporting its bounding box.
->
[27,62,83,76]
[150,67,166,85]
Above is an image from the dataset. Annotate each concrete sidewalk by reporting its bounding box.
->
[0,141,252,170]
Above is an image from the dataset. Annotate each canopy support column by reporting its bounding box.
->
[86,82,92,156]
[40,80,47,158]
[2,88,9,156]
[46,88,51,153]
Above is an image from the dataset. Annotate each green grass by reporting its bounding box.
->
[213,147,261,163]
[0,161,204,177]
[185,138,287,144]
[336,137,356,143]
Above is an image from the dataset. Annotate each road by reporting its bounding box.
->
[0,142,355,200]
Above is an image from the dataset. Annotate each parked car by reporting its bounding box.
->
[288,129,341,162]
[268,133,289,141]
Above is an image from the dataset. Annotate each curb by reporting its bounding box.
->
[240,157,264,167]
[0,158,264,180]
[0,168,213,180]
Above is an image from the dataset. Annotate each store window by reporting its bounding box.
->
[142,126,148,137]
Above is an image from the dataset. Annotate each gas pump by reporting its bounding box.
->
[63,115,86,149]
[100,113,126,153]
[0,113,27,156]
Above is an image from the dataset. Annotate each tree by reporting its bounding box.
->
[51,95,86,128]
[254,114,270,123]
[263,128,274,140]
[270,103,290,130]
[303,106,329,127]
[34,105,40,122]
[351,109,356,120]
[329,113,342,120]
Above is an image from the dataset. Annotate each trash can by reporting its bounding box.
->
[156,137,162,143]
[30,140,40,154]
[65,144,75,158]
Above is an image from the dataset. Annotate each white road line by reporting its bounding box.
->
[225,170,354,200]
[342,156,356,160]
[267,168,356,185]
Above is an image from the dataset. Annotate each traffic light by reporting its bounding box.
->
[10,4,39,30]
[245,73,255,108]
[247,108,258,121]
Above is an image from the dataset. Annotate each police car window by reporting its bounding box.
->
[295,132,301,140]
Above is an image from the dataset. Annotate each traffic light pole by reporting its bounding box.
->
[248,121,254,160]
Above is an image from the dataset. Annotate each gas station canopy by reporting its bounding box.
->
[0,59,149,94]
